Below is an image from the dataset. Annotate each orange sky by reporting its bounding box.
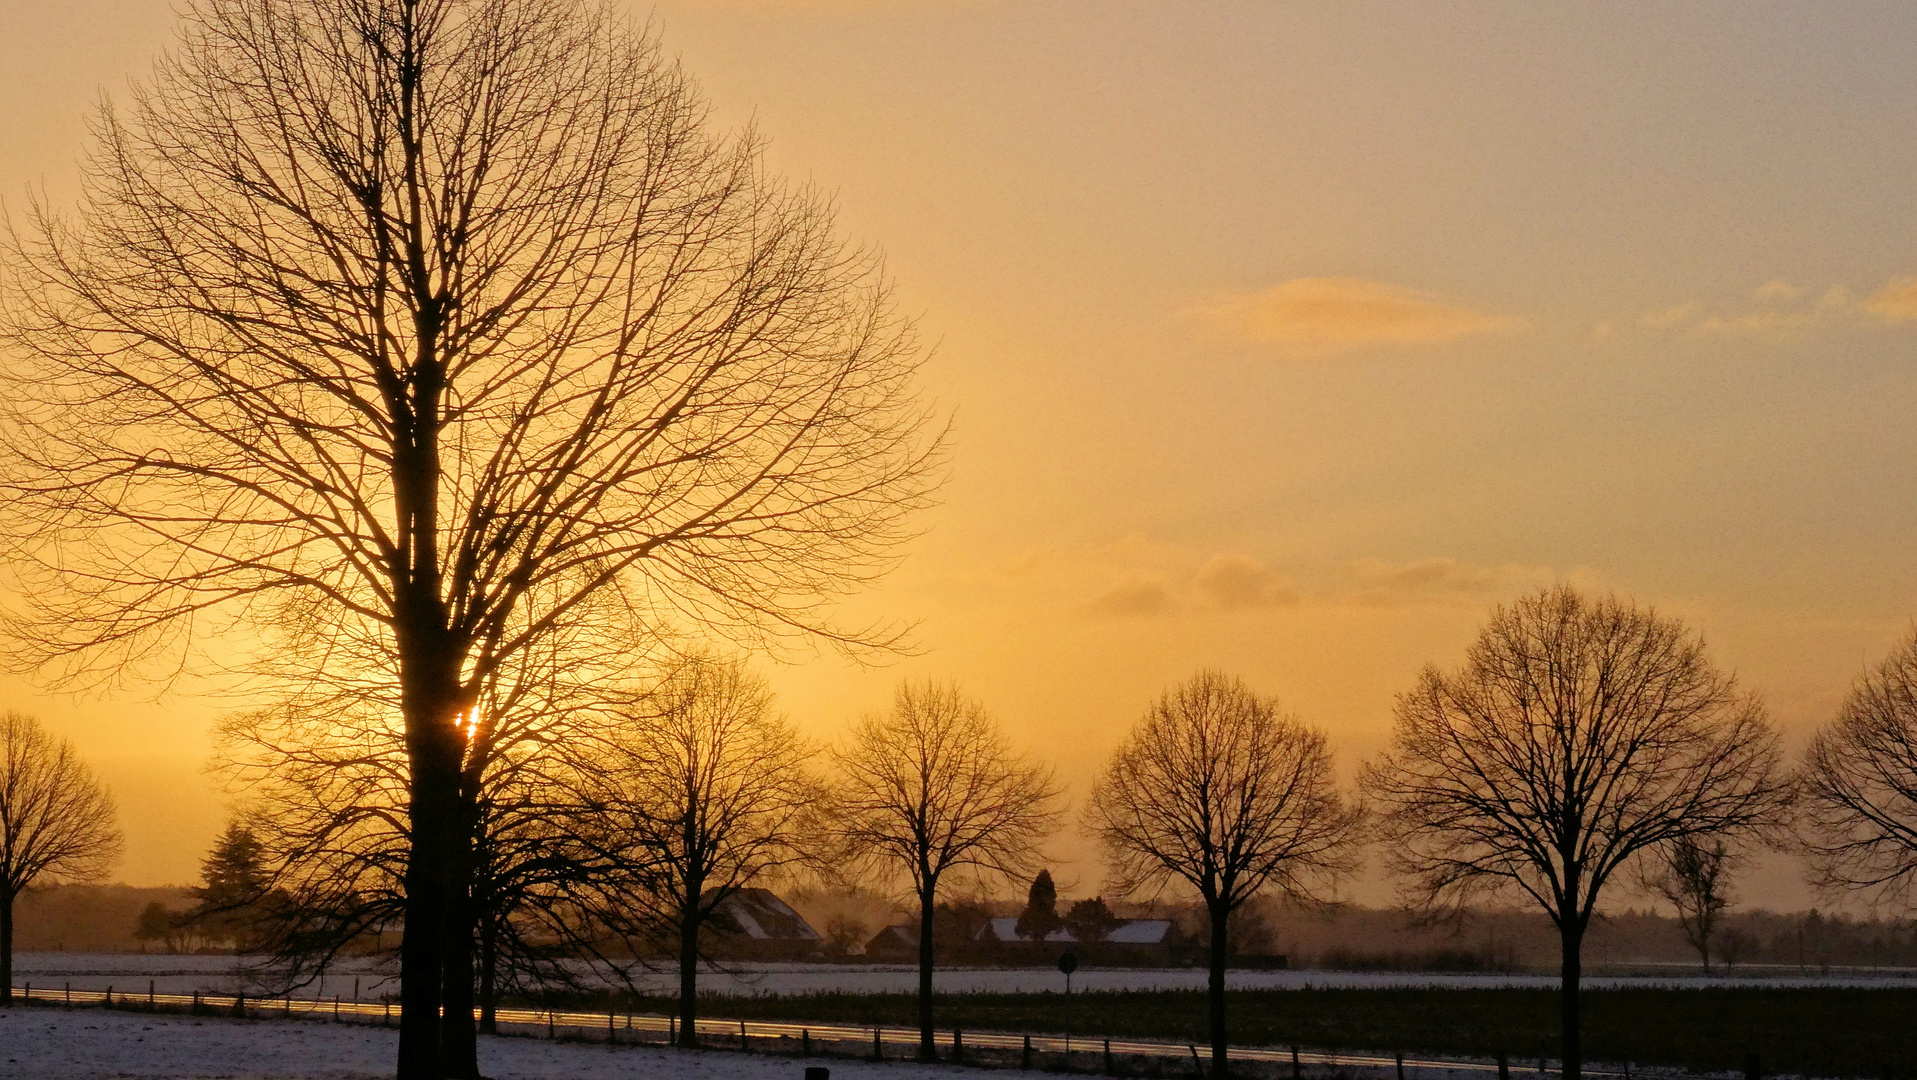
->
[7,1,1917,909]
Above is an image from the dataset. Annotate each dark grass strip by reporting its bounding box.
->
[528,985,1917,1078]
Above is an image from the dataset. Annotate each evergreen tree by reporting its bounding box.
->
[189,821,269,950]
[1016,869,1064,941]
[1064,896,1123,942]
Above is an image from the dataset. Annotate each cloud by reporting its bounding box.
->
[1865,277,1917,323]
[1083,577,1176,618]
[1350,557,1503,594]
[1754,280,1805,304]
[1194,555,1299,610]
[1639,284,1853,338]
[1639,302,1702,330]
[1191,277,1523,355]
[1340,557,1580,606]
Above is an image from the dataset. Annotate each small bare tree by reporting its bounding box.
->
[1801,629,1917,906]
[0,0,938,1072]
[0,711,123,1000]
[1636,835,1735,973]
[217,614,637,1051]
[1362,587,1791,1080]
[830,681,1063,1061]
[1086,671,1362,1077]
[594,656,822,1047]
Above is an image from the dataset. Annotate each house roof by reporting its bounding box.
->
[865,923,916,950]
[706,888,821,941]
[976,917,1175,945]
[1104,919,1174,944]
[978,917,1075,943]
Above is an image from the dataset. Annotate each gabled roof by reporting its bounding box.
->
[1104,919,1174,944]
[705,887,821,941]
[976,916,1175,944]
[865,923,917,951]
[978,917,1075,943]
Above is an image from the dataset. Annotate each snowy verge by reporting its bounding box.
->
[0,1006,1001,1080]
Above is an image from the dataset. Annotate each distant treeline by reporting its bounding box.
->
[20,882,1917,974]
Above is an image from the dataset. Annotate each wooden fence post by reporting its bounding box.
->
[1292,1046,1301,1080]
[1746,1054,1762,1080]
[802,1029,811,1057]
[873,1027,883,1060]
[1023,1034,1033,1070]
[1187,1045,1205,1079]
[1497,1049,1510,1080]
[1104,1038,1113,1075]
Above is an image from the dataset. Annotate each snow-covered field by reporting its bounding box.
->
[15,953,1917,999]
[0,1007,993,1080]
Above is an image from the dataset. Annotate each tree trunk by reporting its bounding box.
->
[441,791,480,1079]
[396,644,466,1080]
[918,888,937,1062]
[1559,920,1585,1080]
[1208,903,1230,1079]
[2,888,13,1005]
[677,882,700,1048]
[479,919,498,1035]
[397,747,455,1080]
[441,864,479,1078]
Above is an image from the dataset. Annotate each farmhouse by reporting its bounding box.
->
[702,887,824,960]
[863,923,918,961]
[974,917,1186,965]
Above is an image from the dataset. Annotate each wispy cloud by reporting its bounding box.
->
[1048,538,1587,620]
[1194,554,1300,610]
[1190,277,1523,355]
[1084,576,1176,618]
[1630,277,1917,338]
[1864,277,1917,323]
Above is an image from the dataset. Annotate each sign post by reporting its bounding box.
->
[1058,951,1079,1065]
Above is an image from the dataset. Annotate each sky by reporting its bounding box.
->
[5,0,1917,910]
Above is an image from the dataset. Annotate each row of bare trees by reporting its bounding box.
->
[0,9,1915,1080]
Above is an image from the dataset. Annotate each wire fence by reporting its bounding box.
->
[8,982,1626,1080]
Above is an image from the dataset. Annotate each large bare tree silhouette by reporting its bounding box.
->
[1087,671,1362,1079]
[0,0,939,1074]
[1364,587,1790,1080]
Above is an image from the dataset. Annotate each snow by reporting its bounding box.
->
[974,919,1173,946]
[16,952,1917,1001]
[0,1006,990,1080]
[1102,922,1173,945]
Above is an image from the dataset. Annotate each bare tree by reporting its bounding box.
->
[0,711,123,1000]
[1362,587,1791,1080]
[1086,671,1362,1077]
[830,681,1063,1061]
[1636,835,1735,973]
[1801,628,1917,907]
[592,655,822,1046]
[0,0,939,1073]
[216,613,641,1051]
